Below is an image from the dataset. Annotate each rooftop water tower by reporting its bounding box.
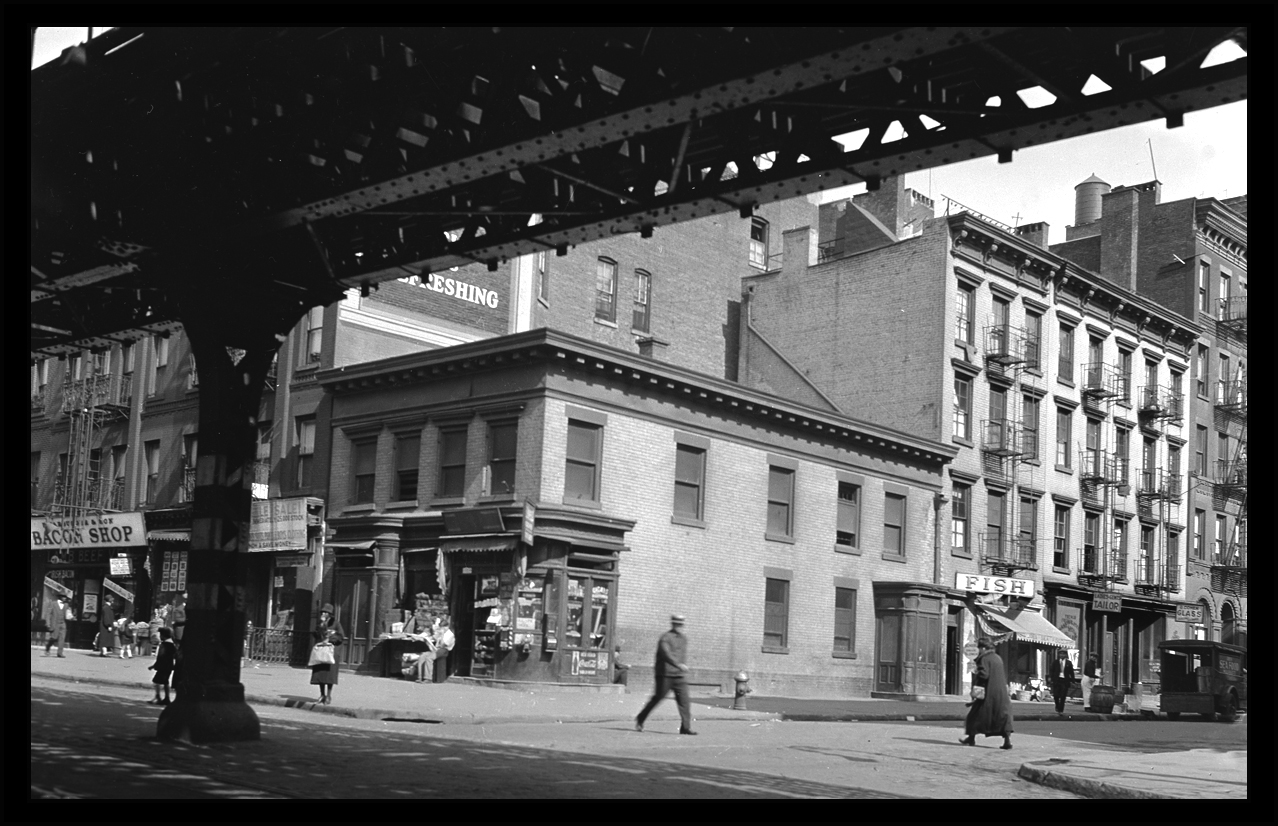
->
[1074,173,1111,226]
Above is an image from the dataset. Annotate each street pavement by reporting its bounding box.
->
[30,645,1245,799]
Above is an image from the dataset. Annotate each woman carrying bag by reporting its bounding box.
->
[309,604,345,705]
[961,638,1015,750]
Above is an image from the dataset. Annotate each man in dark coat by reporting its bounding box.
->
[97,597,116,656]
[962,638,1014,749]
[1049,649,1076,714]
[635,614,696,735]
[42,594,69,657]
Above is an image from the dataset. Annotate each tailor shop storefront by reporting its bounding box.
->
[326,502,633,685]
[957,574,1074,695]
[32,512,151,648]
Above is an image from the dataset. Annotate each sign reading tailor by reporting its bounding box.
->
[1175,604,1204,623]
[397,274,500,309]
[31,512,147,550]
[1093,594,1122,613]
[954,573,1035,598]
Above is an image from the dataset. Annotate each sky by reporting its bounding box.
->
[32,28,1247,247]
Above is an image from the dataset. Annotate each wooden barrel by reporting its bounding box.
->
[1090,684,1116,713]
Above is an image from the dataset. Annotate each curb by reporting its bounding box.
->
[1017,762,1175,799]
[780,711,1156,723]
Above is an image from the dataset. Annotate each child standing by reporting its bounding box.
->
[148,627,176,705]
[116,616,134,659]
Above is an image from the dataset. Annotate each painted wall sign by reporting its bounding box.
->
[397,274,501,309]
[1175,604,1204,623]
[31,512,147,550]
[249,497,308,552]
[1093,594,1122,613]
[954,573,1035,598]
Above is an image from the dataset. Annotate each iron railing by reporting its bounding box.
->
[245,627,298,664]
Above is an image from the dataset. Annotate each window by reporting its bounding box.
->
[749,217,770,268]
[953,374,972,441]
[38,358,50,388]
[833,587,857,653]
[1169,369,1184,417]
[1083,512,1099,573]
[883,492,906,557]
[1195,344,1209,397]
[1053,505,1070,569]
[180,434,198,502]
[148,335,168,396]
[70,353,84,381]
[766,466,795,539]
[1167,530,1180,569]
[673,444,706,521]
[1194,426,1207,475]
[394,434,421,502]
[1217,354,1230,402]
[1086,337,1104,389]
[144,440,160,505]
[632,269,651,333]
[30,452,41,509]
[1024,311,1042,370]
[1218,272,1230,311]
[1114,427,1130,483]
[1193,509,1206,560]
[1118,348,1133,403]
[352,440,377,504]
[535,250,549,303]
[487,421,517,496]
[1217,432,1229,470]
[763,578,789,649]
[951,483,970,556]
[123,343,135,374]
[1022,395,1040,461]
[1019,496,1037,560]
[155,335,169,367]
[112,444,128,486]
[986,490,1005,558]
[1058,324,1075,382]
[438,428,468,499]
[1138,525,1154,582]
[956,284,975,344]
[296,417,316,489]
[186,354,199,390]
[92,350,111,377]
[1113,518,1128,563]
[1056,408,1072,468]
[1167,444,1181,482]
[1214,515,1227,562]
[991,297,1010,355]
[594,258,617,323]
[836,482,861,549]
[1198,261,1210,315]
[565,420,602,503]
[302,306,323,366]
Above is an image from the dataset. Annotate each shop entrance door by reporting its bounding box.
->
[451,574,476,677]
[946,612,962,695]
[907,613,942,695]
[335,571,372,666]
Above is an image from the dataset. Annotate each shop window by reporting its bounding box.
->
[883,492,906,557]
[673,443,706,521]
[487,421,517,496]
[564,420,602,504]
[564,575,611,651]
[833,587,857,653]
[438,427,468,498]
[594,258,617,323]
[766,466,795,539]
[836,481,860,550]
[295,417,316,489]
[352,440,376,504]
[632,269,651,333]
[763,578,789,651]
[394,434,420,502]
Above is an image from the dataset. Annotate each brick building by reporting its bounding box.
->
[741,176,1205,699]
[318,329,954,695]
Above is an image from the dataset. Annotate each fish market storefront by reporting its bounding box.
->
[32,512,151,649]
[957,573,1074,698]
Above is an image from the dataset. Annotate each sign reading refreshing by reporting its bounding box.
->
[31,512,147,550]
[249,497,308,552]
[954,573,1035,598]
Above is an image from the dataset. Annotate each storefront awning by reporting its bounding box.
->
[535,530,629,554]
[324,540,376,551]
[973,603,1073,649]
[439,535,518,553]
[147,529,190,542]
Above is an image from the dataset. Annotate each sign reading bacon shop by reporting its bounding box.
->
[31,512,147,550]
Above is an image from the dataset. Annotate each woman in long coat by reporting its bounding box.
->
[309,604,346,705]
[962,638,1014,749]
[96,597,117,656]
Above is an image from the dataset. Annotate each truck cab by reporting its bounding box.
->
[1157,639,1246,721]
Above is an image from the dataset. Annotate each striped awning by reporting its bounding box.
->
[147,529,190,542]
[973,603,1073,649]
[439,535,518,554]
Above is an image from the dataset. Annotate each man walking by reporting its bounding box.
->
[635,614,696,735]
[1049,649,1075,714]
[42,594,68,658]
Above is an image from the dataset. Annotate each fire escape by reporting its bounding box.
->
[52,364,132,516]
[1132,378,1185,598]
[978,319,1041,575]
[1211,361,1247,598]
[1076,360,1128,591]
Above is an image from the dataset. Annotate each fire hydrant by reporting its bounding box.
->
[732,670,752,710]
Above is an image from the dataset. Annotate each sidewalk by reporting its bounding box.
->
[31,646,1245,799]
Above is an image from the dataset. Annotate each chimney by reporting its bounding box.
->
[852,175,908,238]
[1015,221,1050,248]
[1099,187,1139,291]
[636,336,669,360]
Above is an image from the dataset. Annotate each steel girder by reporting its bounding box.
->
[31,26,1247,358]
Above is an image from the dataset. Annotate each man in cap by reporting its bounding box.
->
[42,593,69,658]
[635,614,696,735]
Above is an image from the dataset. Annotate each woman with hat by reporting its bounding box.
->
[961,638,1014,750]
[309,604,346,705]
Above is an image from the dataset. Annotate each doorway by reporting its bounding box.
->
[335,569,372,666]
[946,611,963,695]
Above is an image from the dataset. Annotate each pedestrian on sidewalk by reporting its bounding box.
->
[1082,655,1099,710]
[168,594,188,647]
[410,618,454,683]
[116,615,134,659]
[148,627,176,705]
[96,598,117,657]
[961,638,1014,750]
[635,614,696,735]
[1049,649,1076,714]
[42,595,68,658]
[309,604,345,705]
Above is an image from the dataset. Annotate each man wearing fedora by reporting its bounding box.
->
[635,614,696,735]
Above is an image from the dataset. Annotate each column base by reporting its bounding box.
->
[156,681,261,744]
